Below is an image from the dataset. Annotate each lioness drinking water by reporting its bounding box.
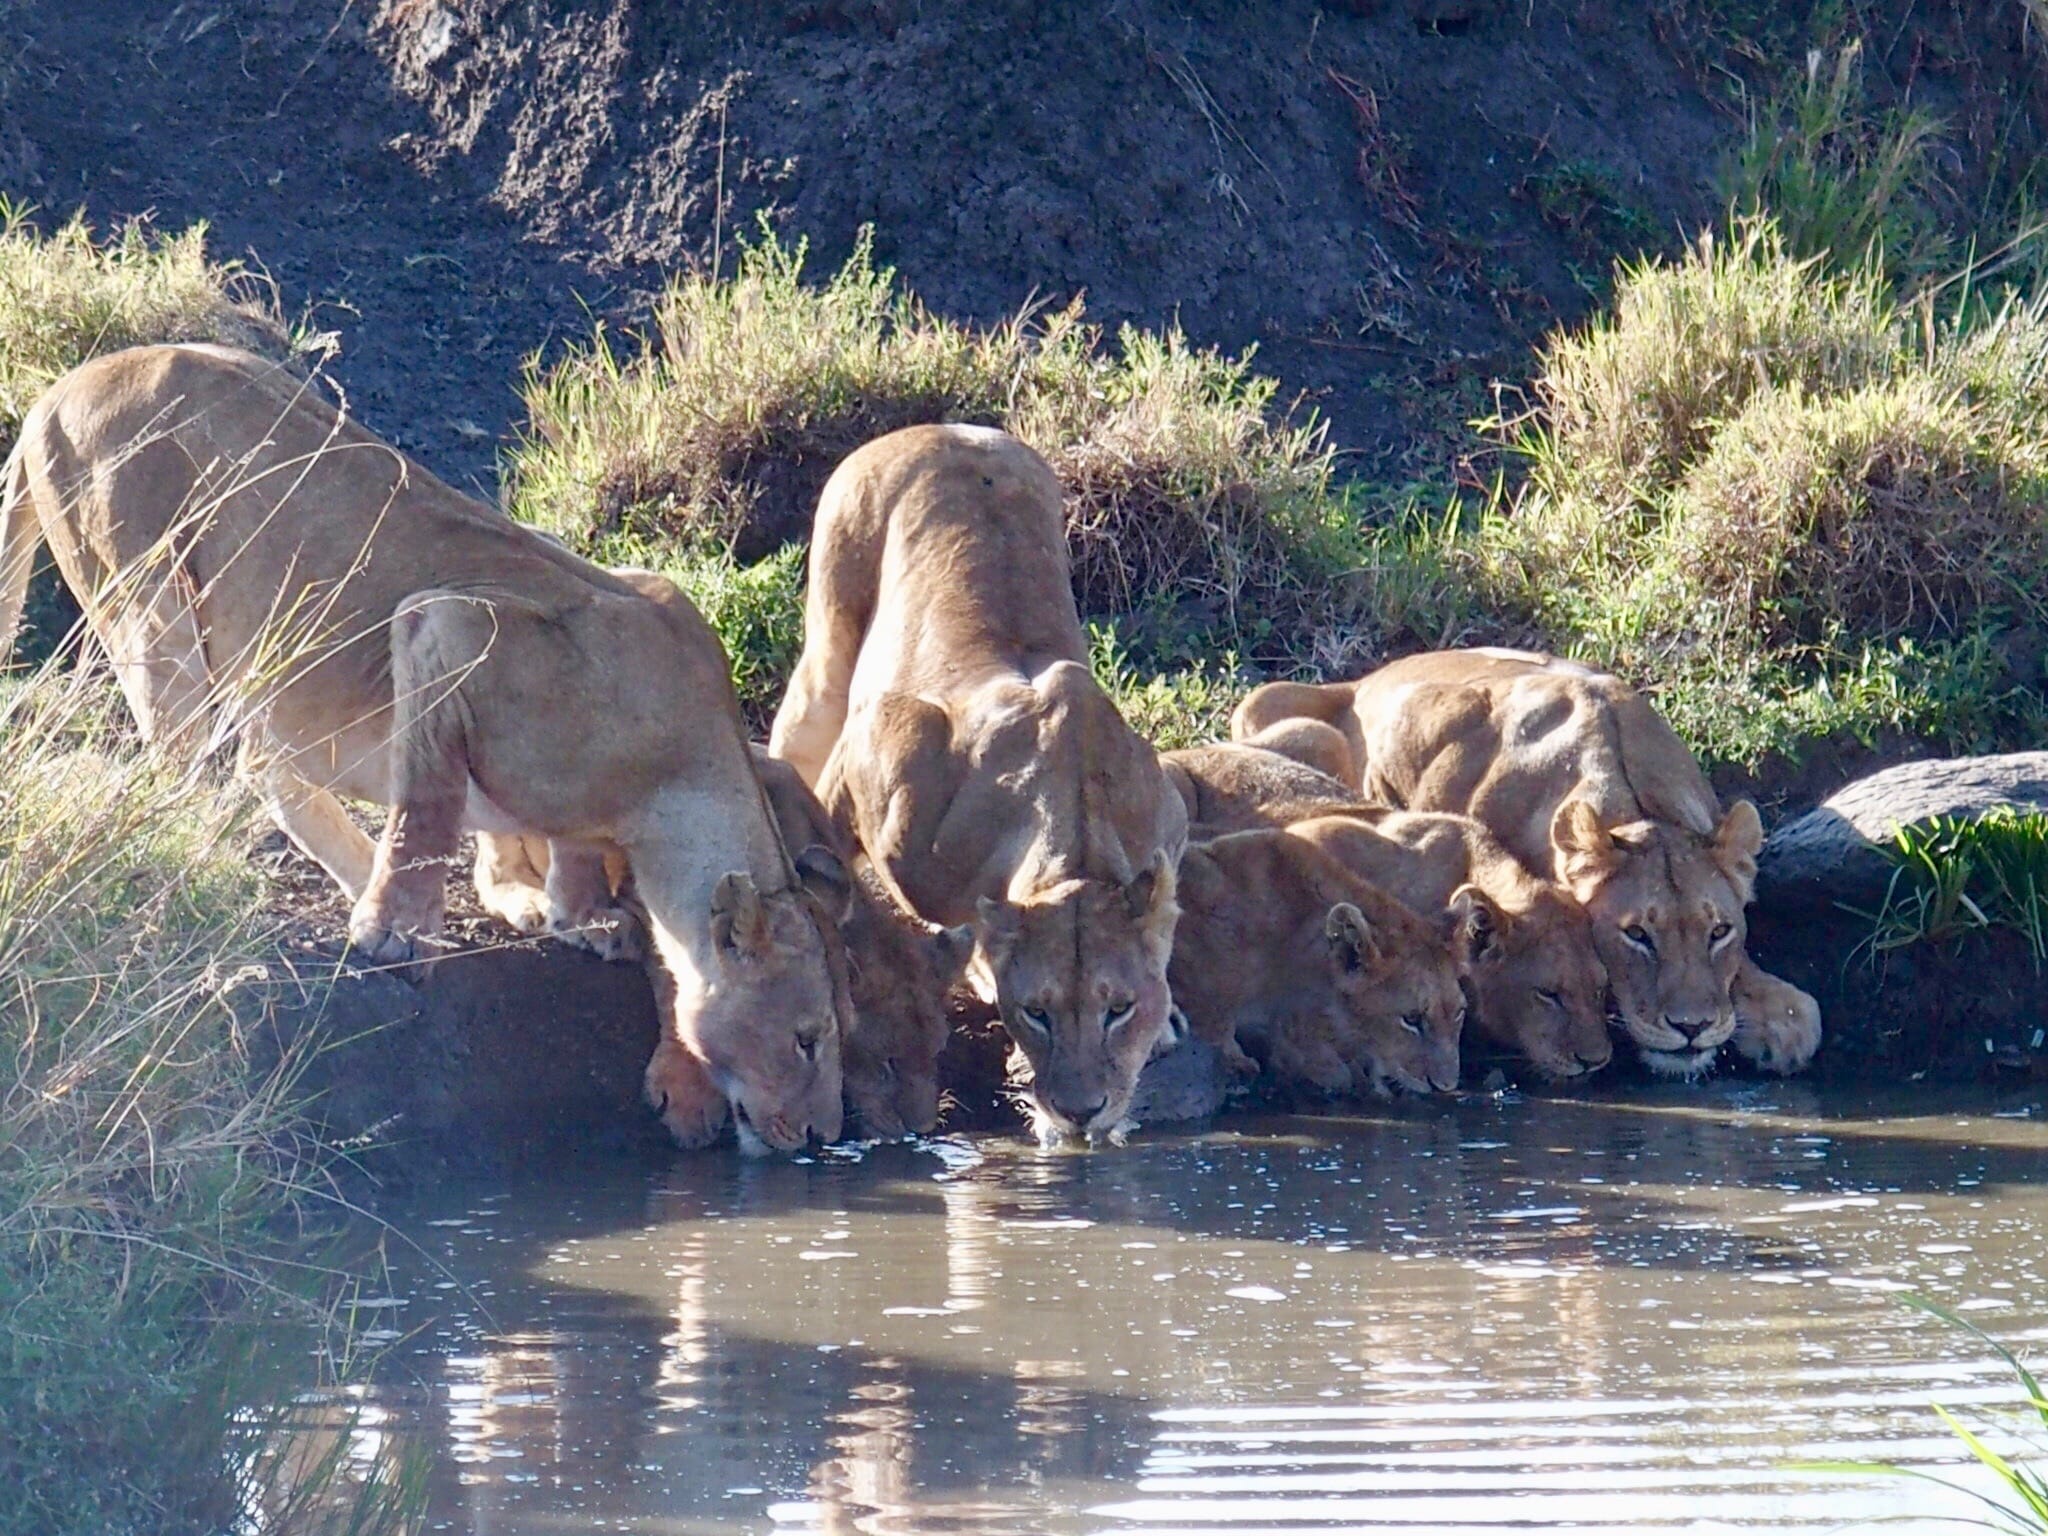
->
[770,424,1187,1144]
[1,344,850,1151]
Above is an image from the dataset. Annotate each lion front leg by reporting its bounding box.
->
[643,1037,730,1148]
[543,838,644,963]
[348,590,488,964]
[1730,955,1822,1074]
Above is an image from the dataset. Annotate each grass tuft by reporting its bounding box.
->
[509,221,1347,673]
[0,663,420,1534]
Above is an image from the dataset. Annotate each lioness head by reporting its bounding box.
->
[1549,798,1762,1078]
[973,852,1179,1142]
[693,848,855,1151]
[1451,885,1612,1080]
[840,876,975,1140]
[1324,899,1465,1096]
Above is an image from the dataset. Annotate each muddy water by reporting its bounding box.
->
[344,1084,2048,1533]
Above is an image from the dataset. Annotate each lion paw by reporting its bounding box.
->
[548,900,646,964]
[643,1041,730,1148]
[479,884,553,937]
[1732,968,1822,1075]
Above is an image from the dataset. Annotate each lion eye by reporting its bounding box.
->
[796,1031,822,1062]
[1709,922,1734,944]
[1104,1000,1136,1029]
[1019,1006,1052,1034]
[1623,924,1655,952]
[1538,988,1565,1010]
[1401,1014,1425,1035]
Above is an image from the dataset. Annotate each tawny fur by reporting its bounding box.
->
[1171,829,1465,1097]
[1234,647,1819,1076]
[769,424,1186,1142]
[0,343,848,1151]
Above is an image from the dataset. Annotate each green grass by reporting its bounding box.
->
[1810,1297,2048,1531]
[509,220,1352,674]
[1848,807,2048,971]
[0,672,419,1532]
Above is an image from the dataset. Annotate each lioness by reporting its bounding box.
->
[1286,811,1612,1080]
[1233,648,1820,1076]
[1161,741,1361,836]
[1,344,850,1150]
[751,747,974,1140]
[769,424,1187,1144]
[1172,829,1464,1096]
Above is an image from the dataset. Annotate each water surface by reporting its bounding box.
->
[342,1083,2048,1533]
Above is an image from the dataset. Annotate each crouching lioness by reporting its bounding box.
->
[1234,648,1820,1077]
[0,344,851,1150]
[770,424,1187,1144]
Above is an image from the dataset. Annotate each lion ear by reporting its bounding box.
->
[929,921,978,986]
[711,871,772,961]
[1710,799,1763,902]
[1124,849,1179,941]
[1551,799,1616,894]
[794,842,854,925]
[1449,883,1502,963]
[1325,901,1380,973]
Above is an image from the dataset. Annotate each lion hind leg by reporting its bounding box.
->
[1730,955,1822,1075]
[101,568,216,757]
[348,589,489,962]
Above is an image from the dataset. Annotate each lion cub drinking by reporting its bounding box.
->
[770,424,1187,1144]
[1172,829,1465,1097]
[2,344,849,1152]
[1234,647,1820,1077]
[1286,811,1612,1080]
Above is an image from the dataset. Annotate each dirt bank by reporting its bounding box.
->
[5,0,1738,489]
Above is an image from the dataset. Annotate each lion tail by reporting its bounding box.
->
[0,431,37,664]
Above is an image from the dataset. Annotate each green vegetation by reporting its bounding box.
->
[508,222,1354,686]
[0,209,412,1536]
[1478,216,2048,767]
[0,666,419,1536]
[1849,808,2048,971]
[1814,1297,2048,1531]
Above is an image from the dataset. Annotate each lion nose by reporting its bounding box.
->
[1055,1094,1108,1126]
[1666,1017,1713,1044]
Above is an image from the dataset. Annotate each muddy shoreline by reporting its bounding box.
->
[261,891,2048,1188]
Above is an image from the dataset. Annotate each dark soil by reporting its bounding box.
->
[4,0,1737,491]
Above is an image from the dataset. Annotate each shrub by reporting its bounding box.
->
[1721,41,1951,287]
[0,198,299,449]
[1487,215,2048,769]
[1516,218,1897,525]
[0,666,416,1535]
[509,223,1346,669]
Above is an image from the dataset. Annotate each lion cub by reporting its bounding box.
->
[1171,829,1465,1097]
[770,425,1187,1145]
[1286,812,1612,1080]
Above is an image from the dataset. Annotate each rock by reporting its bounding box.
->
[1130,1037,1234,1125]
[1757,753,2048,912]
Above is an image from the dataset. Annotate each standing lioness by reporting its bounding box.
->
[1234,648,1819,1077]
[1,344,851,1150]
[770,424,1187,1144]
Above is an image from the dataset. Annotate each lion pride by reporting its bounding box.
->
[1233,647,1820,1077]
[769,424,1187,1144]
[0,343,850,1151]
